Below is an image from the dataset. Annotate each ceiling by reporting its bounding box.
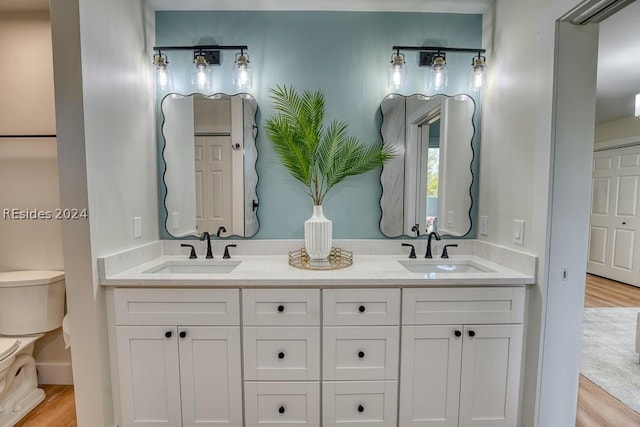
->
[595,0,640,123]
[1,0,636,123]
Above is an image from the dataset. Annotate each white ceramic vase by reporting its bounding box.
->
[304,205,332,260]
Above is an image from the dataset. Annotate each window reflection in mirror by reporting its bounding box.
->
[380,94,475,238]
[161,93,259,238]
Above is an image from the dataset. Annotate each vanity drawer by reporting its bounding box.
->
[323,326,399,381]
[402,287,526,325]
[243,326,320,381]
[323,289,400,326]
[244,381,320,427]
[323,381,397,427]
[113,288,239,326]
[242,289,320,326]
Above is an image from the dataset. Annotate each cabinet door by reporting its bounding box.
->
[399,325,462,427]
[458,324,523,427]
[178,326,242,427]
[116,326,182,427]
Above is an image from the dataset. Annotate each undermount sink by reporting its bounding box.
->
[144,259,242,274]
[398,259,493,274]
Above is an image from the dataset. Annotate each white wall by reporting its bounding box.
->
[595,115,640,143]
[50,0,158,424]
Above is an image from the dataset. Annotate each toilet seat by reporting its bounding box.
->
[0,338,19,362]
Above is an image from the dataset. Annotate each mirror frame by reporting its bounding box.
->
[159,92,259,238]
[379,93,477,238]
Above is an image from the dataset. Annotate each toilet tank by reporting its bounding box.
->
[0,271,65,336]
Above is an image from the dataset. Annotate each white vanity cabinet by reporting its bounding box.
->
[111,288,242,427]
[322,289,400,427]
[242,289,321,427]
[399,287,525,427]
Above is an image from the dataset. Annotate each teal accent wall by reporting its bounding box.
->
[156,11,482,239]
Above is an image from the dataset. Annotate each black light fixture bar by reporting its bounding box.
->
[153,45,249,66]
[392,46,485,54]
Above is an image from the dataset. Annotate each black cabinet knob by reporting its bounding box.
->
[179,331,187,339]
[278,352,285,359]
[358,351,365,359]
[358,305,366,313]
[277,305,285,313]
[357,405,364,413]
[454,330,462,337]
[165,331,172,338]
[468,330,476,337]
[278,406,285,414]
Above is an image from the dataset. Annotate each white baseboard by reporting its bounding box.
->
[36,362,74,385]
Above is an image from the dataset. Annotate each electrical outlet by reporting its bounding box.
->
[172,212,179,230]
[513,219,525,245]
[479,216,489,236]
[133,216,142,239]
[447,211,454,227]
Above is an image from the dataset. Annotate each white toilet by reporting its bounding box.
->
[0,271,66,427]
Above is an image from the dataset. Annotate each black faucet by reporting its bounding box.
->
[217,226,227,238]
[425,231,441,258]
[402,243,416,258]
[223,244,237,259]
[411,224,420,237]
[200,232,213,259]
[180,244,197,259]
[441,244,458,259]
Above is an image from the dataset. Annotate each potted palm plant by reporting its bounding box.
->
[265,85,395,260]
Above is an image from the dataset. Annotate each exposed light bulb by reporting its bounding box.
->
[427,54,448,92]
[467,55,487,92]
[153,53,172,91]
[233,52,252,91]
[191,54,211,91]
[388,52,407,91]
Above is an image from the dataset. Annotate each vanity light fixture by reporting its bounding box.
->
[233,49,252,91]
[388,49,407,91]
[152,44,249,92]
[391,45,487,93]
[635,93,640,119]
[468,53,487,92]
[153,51,172,91]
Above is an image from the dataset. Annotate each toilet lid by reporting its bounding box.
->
[0,270,64,287]
[0,338,19,361]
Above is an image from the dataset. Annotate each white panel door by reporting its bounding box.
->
[588,146,640,286]
[116,326,182,427]
[458,324,523,427]
[399,325,462,427]
[178,326,243,427]
[195,135,232,234]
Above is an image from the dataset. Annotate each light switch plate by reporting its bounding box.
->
[513,219,525,245]
[133,216,142,239]
[447,211,454,227]
[171,212,179,230]
[479,216,489,236]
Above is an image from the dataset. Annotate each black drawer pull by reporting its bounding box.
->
[165,331,172,338]
[277,305,285,313]
[278,352,285,359]
[468,330,476,337]
[358,351,365,359]
[358,305,366,313]
[357,405,364,413]
[279,406,286,414]
[454,330,462,337]
[179,331,187,339]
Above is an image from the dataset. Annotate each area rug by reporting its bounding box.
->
[581,307,640,414]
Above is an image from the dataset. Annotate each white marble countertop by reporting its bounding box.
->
[100,252,535,288]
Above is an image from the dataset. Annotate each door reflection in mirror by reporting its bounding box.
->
[161,93,259,238]
[380,94,475,237]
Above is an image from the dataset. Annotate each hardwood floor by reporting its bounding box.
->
[10,274,640,427]
[576,274,640,427]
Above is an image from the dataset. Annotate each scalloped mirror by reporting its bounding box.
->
[161,93,259,237]
[380,94,475,237]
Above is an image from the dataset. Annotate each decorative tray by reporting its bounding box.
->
[288,247,353,270]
